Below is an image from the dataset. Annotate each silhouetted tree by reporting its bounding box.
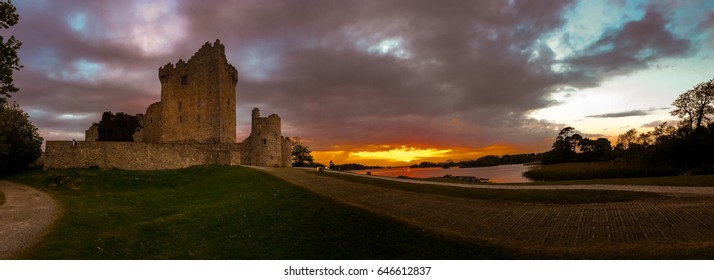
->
[671,78,714,137]
[474,155,499,166]
[578,137,613,162]
[0,102,42,174]
[650,122,677,145]
[291,142,314,167]
[97,111,142,141]
[0,1,22,106]
[546,127,582,163]
[616,128,639,150]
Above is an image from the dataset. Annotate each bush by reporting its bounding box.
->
[0,102,43,175]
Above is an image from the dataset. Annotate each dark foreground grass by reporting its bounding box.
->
[315,171,667,204]
[6,166,511,259]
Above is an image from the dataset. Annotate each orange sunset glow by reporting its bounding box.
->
[312,144,524,167]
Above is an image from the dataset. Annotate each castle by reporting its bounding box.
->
[45,40,293,170]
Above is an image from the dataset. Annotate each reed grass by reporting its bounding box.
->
[523,161,678,181]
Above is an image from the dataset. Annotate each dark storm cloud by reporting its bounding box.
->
[11,0,178,140]
[178,0,579,149]
[10,0,705,152]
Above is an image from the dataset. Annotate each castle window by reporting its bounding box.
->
[178,101,182,109]
[197,115,200,123]
[261,138,267,145]
[181,75,188,85]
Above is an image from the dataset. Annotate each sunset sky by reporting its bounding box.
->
[7,0,714,166]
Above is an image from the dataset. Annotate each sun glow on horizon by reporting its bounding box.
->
[349,146,452,164]
[312,144,528,167]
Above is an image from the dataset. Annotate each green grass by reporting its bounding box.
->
[316,171,667,204]
[6,166,511,259]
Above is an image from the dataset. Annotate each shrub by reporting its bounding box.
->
[0,102,43,175]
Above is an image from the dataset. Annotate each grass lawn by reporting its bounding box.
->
[316,171,667,204]
[6,166,511,259]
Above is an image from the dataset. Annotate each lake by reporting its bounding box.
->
[346,164,533,183]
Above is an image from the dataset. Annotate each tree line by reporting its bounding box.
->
[410,153,541,169]
[542,76,714,174]
[412,76,714,174]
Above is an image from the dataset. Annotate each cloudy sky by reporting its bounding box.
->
[7,0,714,166]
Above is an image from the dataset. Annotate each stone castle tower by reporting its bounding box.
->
[241,108,292,167]
[76,40,293,169]
[140,40,238,143]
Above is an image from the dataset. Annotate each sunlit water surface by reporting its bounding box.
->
[346,164,533,183]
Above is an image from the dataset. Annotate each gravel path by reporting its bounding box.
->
[256,167,714,256]
[0,180,58,259]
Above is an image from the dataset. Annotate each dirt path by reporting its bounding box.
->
[256,167,714,257]
[0,180,58,259]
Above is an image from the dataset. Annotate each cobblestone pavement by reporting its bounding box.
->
[0,181,58,259]
[257,167,714,256]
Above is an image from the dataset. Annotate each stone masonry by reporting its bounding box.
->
[47,40,292,170]
[240,108,293,167]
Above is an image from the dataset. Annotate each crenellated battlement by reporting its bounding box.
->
[158,40,238,84]
[58,39,292,170]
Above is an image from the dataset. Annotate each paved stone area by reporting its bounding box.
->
[0,180,58,259]
[257,167,714,256]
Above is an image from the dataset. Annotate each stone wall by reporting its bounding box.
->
[85,123,98,141]
[281,136,293,167]
[137,102,162,143]
[44,141,242,170]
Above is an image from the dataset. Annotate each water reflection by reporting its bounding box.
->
[346,164,533,183]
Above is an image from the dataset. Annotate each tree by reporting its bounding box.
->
[578,137,613,162]
[616,128,638,150]
[0,102,43,174]
[671,78,714,136]
[97,111,142,141]
[291,142,314,167]
[547,127,582,163]
[650,122,677,145]
[0,1,22,106]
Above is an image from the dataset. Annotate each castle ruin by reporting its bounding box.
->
[44,40,293,170]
